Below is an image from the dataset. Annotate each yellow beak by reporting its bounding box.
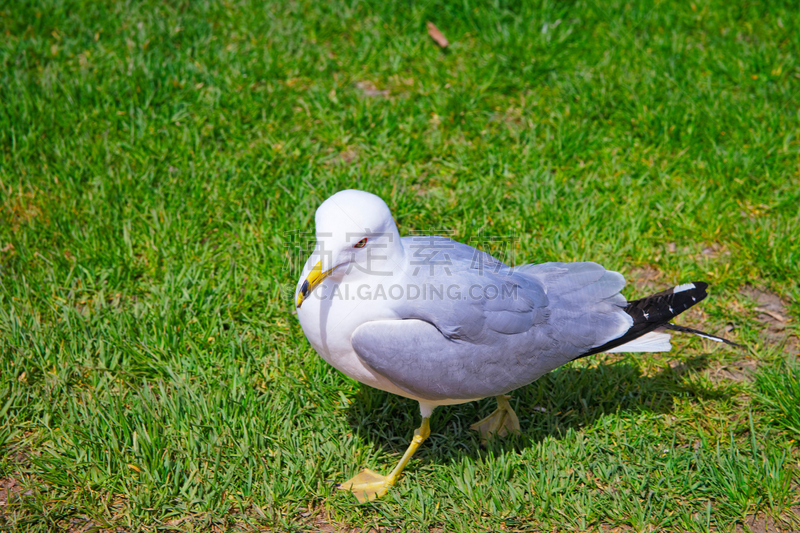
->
[296,261,333,308]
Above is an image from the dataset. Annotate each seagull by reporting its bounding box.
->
[295,189,738,502]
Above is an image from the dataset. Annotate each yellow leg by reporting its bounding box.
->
[340,417,431,503]
[469,395,521,441]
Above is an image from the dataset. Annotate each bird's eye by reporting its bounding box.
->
[354,238,368,248]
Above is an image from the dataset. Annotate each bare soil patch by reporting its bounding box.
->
[741,285,797,354]
[707,358,759,383]
[742,286,791,324]
[735,506,800,533]
[0,477,31,509]
[355,81,389,98]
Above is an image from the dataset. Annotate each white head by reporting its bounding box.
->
[296,190,402,307]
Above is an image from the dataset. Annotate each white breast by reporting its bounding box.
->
[296,270,417,398]
[294,247,480,412]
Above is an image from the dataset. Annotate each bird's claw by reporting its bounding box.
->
[470,395,521,442]
[339,468,393,503]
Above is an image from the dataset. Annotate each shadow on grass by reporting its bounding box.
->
[344,355,732,463]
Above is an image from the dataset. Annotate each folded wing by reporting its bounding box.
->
[351,260,634,401]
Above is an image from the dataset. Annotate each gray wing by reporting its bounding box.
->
[351,255,632,402]
[352,319,570,401]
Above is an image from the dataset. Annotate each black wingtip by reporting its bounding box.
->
[575,280,721,359]
[691,281,708,296]
[687,281,707,294]
[648,281,708,302]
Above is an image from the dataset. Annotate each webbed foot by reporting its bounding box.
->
[339,417,431,502]
[470,395,521,441]
[339,468,393,503]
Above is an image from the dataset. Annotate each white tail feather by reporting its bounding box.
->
[605,331,672,353]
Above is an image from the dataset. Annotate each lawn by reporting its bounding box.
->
[1,0,799,531]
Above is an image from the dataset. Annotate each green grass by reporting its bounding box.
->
[1,0,799,530]
[757,358,800,436]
